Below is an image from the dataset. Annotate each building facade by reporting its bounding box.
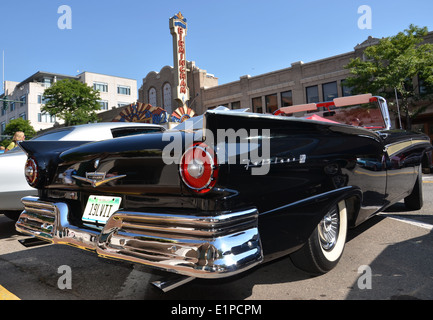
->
[0,71,137,134]
[77,72,137,111]
[138,61,218,116]
[138,33,433,141]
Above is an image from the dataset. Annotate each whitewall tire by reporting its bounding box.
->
[290,200,348,275]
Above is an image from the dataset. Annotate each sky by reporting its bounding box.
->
[1,0,433,91]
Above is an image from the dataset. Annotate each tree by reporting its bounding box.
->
[1,118,36,148]
[344,24,433,129]
[42,79,101,126]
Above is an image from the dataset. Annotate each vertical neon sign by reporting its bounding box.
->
[170,12,190,108]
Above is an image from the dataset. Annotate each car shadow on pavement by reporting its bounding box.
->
[344,200,433,300]
[144,256,312,300]
[345,227,433,300]
[145,216,388,300]
[0,243,137,300]
[0,215,21,240]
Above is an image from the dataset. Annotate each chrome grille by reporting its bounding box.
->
[113,209,258,238]
[15,197,264,279]
[97,208,263,277]
[16,197,57,240]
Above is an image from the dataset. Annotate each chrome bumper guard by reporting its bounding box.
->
[16,196,263,279]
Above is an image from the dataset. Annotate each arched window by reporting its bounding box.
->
[148,87,157,106]
[163,83,172,114]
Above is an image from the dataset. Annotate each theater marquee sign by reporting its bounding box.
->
[170,12,190,108]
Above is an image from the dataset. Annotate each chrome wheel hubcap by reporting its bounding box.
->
[318,206,339,251]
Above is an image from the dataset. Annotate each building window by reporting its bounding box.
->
[117,102,130,108]
[419,78,427,95]
[38,94,49,104]
[322,82,338,101]
[149,88,157,106]
[265,94,278,114]
[19,113,26,120]
[341,79,353,97]
[252,97,262,113]
[163,83,172,114]
[38,113,56,123]
[117,85,131,95]
[281,91,293,107]
[231,101,241,110]
[0,122,5,135]
[98,100,109,110]
[94,82,108,92]
[20,95,27,106]
[306,85,319,103]
[419,75,433,95]
[10,102,15,112]
[42,78,52,88]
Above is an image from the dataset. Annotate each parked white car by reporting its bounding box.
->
[0,122,164,220]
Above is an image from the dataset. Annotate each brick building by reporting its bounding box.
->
[138,32,433,140]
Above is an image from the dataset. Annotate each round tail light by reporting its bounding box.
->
[25,158,39,187]
[180,143,218,193]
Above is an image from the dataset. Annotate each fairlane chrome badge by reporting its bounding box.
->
[243,154,307,170]
[72,159,126,188]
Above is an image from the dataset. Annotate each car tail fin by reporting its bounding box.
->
[19,140,92,188]
[19,140,91,157]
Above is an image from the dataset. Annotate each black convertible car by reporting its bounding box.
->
[16,94,433,291]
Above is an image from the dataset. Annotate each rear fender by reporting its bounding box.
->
[19,141,91,188]
[259,186,362,260]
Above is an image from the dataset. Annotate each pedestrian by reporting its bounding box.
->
[0,146,5,154]
[5,131,25,152]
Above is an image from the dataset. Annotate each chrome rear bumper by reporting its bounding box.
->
[16,196,263,279]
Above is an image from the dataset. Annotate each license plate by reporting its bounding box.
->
[82,195,122,224]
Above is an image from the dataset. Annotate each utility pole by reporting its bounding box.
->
[2,50,4,94]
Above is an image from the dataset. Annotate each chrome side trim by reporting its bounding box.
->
[385,139,431,157]
[16,196,264,279]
